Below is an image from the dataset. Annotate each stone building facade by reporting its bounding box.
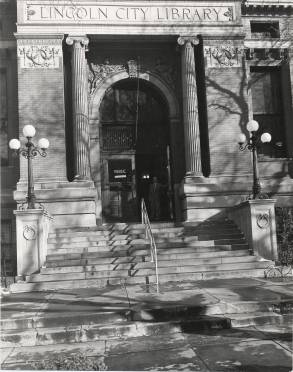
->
[1,0,293,274]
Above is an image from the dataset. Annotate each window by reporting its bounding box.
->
[250,67,286,158]
[250,22,279,39]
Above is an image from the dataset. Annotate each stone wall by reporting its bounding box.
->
[275,207,293,265]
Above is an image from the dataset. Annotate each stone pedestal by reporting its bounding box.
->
[228,199,278,261]
[14,209,53,276]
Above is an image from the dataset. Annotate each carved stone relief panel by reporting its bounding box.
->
[88,54,177,96]
[205,41,244,68]
[17,39,62,69]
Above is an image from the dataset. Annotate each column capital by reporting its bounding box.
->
[66,35,89,48]
[177,36,199,47]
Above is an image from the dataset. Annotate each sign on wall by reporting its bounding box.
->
[23,2,237,24]
[108,159,132,183]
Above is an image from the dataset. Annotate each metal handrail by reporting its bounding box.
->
[141,198,159,293]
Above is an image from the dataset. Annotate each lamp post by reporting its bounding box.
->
[238,120,271,200]
[9,125,49,209]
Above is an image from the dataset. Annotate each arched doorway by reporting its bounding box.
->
[99,78,173,222]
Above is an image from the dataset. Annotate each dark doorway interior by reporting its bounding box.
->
[100,78,173,221]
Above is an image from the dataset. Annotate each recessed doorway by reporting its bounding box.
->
[99,78,173,222]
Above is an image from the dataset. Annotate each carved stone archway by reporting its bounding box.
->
[88,70,180,222]
[89,70,180,122]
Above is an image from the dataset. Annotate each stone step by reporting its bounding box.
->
[130,244,249,256]
[46,249,129,262]
[46,242,211,256]
[124,260,271,277]
[197,233,244,241]
[49,230,110,238]
[51,225,109,233]
[0,310,126,331]
[28,260,270,283]
[41,255,259,274]
[0,316,230,348]
[46,256,135,267]
[156,249,250,260]
[10,267,268,293]
[47,245,129,255]
[48,236,112,244]
[45,249,251,268]
[127,222,176,229]
[128,227,185,235]
[48,240,110,249]
[229,312,293,329]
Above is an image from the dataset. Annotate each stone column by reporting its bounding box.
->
[66,35,91,180]
[177,36,202,177]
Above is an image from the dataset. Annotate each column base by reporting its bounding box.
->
[14,180,99,229]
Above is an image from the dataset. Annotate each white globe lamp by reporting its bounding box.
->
[238,133,246,145]
[23,125,36,138]
[38,138,50,149]
[9,138,21,150]
[246,120,259,132]
[260,133,272,143]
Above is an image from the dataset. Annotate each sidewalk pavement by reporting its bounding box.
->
[1,277,293,371]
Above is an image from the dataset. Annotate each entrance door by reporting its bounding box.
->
[100,79,173,221]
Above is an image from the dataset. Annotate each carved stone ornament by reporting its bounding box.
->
[205,42,243,68]
[23,225,37,240]
[18,44,62,69]
[256,213,270,229]
[127,59,139,78]
[88,59,126,95]
[177,36,199,46]
[88,56,178,95]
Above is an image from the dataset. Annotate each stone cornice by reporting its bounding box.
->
[14,33,64,40]
[243,0,292,8]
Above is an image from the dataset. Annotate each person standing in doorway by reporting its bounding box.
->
[149,176,162,220]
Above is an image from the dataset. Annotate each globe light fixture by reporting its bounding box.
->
[246,120,259,133]
[38,138,50,150]
[260,132,272,143]
[238,120,271,199]
[9,128,49,209]
[9,139,21,150]
[23,124,36,138]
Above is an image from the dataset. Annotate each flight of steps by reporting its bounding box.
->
[10,219,273,292]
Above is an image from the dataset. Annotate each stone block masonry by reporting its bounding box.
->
[204,39,251,177]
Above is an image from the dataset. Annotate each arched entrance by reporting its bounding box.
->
[97,78,173,222]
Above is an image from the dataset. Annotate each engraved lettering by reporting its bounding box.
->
[157,7,164,20]
[203,8,211,20]
[76,7,87,19]
[131,7,139,19]
[65,7,75,19]
[182,8,191,20]
[53,6,64,19]
[40,6,49,18]
[98,7,108,19]
[24,4,235,24]
[140,7,149,20]
[212,8,220,21]
[171,8,180,19]
[192,9,201,21]
[116,7,125,19]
